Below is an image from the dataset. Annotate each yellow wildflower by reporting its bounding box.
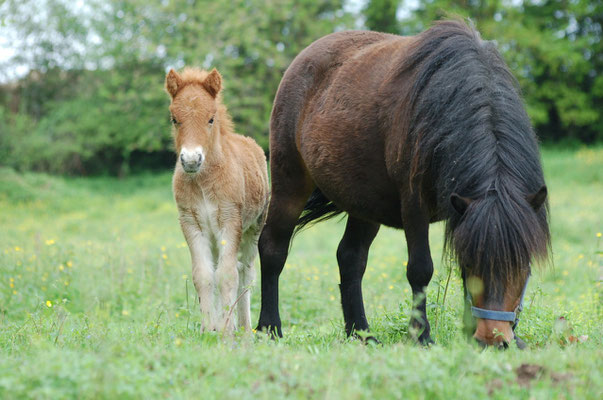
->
[220,240,227,246]
[174,338,182,346]
[67,261,73,268]
[9,283,14,288]
[182,274,187,280]
[388,285,394,290]
[597,232,602,238]
[59,264,64,271]
[14,246,22,252]
[45,239,55,246]
[46,300,52,308]
[162,254,168,260]
[122,310,129,316]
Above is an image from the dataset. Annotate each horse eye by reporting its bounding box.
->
[208,117,214,124]
[170,116,179,125]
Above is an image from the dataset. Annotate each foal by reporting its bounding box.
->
[165,67,269,333]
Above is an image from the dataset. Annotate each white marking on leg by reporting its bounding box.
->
[216,225,242,333]
[180,216,216,331]
[236,225,260,331]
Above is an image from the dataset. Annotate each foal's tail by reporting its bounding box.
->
[294,189,345,235]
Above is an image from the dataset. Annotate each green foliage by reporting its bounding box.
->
[400,0,602,143]
[0,0,601,175]
[0,0,352,174]
[0,148,601,397]
[364,0,401,33]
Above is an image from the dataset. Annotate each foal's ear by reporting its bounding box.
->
[165,69,183,98]
[450,193,472,215]
[203,68,222,98]
[527,185,547,211]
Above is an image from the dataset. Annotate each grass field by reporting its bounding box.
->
[0,147,601,399]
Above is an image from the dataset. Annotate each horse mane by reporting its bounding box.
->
[176,67,235,135]
[397,20,551,297]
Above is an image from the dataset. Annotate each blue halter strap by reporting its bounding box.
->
[465,273,530,330]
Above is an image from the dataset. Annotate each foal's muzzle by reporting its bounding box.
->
[180,147,204,173]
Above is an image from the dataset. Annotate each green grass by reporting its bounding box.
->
[0,147,601,399]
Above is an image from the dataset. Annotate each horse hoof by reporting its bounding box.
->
[418,336,434,347]
[255,324,283,339]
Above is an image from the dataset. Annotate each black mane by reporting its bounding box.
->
[399,20,551,297]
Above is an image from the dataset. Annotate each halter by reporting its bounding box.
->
[465,271,530,331]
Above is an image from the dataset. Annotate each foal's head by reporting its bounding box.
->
[449,184,549,347]
[165,67,228,174]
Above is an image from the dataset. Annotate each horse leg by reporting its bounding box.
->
[402,201,434,345]
[215,216,242,333]
[256,177,313,337]
[235,226,261,331]
[337,216,380,337]
[180,220,217,332]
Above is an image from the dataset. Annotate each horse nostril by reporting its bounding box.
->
[180,153,185,163]
[474,337,509,350]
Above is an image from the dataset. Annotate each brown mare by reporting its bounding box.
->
[256,20,550,347]
[165,68,269,333]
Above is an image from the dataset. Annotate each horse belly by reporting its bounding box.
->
[301,128,403,228]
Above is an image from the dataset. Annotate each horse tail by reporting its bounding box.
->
[294,188,345,235]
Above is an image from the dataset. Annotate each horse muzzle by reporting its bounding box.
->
[180,147,205,174]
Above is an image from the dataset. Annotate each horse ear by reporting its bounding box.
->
[165,69,182,98]
[203,68,222,98]
[527,185,547,211]
[450,193,472,215]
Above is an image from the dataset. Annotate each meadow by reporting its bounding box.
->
[0,147,601,399]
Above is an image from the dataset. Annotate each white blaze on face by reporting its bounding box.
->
[180,146,205,173]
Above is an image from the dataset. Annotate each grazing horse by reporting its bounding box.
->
[165,67,269,333]
[256,20,550,347]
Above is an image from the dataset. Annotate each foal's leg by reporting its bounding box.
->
[180,220,216,332]
[337,216,380,337]
[235,225,261,331]
[215,215,242,333]
[402,200,434,344]
[256,179,314,337]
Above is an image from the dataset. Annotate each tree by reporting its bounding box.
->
[364,0,401,33]
[398,0,602,142]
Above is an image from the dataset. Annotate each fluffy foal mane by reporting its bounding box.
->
[170,67,235,135]
[396,20,551,297]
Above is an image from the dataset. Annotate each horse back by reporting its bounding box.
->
[270,31,415,227]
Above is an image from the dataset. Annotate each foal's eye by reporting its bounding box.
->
[208,117,214,125]
[170,116,179,125]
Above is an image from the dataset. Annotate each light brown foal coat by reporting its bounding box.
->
[166,67,268,332]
